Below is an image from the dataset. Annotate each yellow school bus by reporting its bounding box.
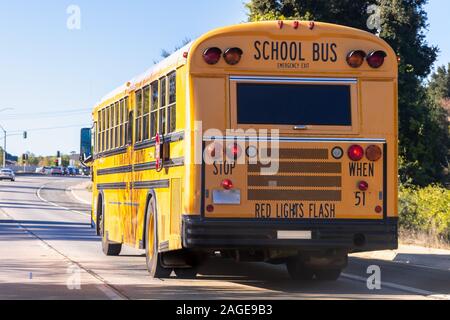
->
[82,21,398,281]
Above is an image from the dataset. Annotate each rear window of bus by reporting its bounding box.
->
[236,83,352,126]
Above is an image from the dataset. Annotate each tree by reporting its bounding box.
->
[247,0,446,186]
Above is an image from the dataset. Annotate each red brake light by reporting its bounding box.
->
[227,143,242,160]
[358,181,369,192]
[366,145,382,162]
[223,48,243,65]
[221,179,234,190]
[347,50,366,68]
[206,205,215,213]
[367,50,387,68]
[203,47,222,65]
[348,145,364,161]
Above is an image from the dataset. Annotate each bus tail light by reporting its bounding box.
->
[203,47,222,65]
[221,179,234,190]
[227,143,242,160]
[223,48,243,65]
[367,50,387,68]
[375,206,383,214]
[347,50,366,68]
[348,145,364,161]
[207,143,222,159]
[366,145,383,162]
[358,181,369,191]
[206,205,215,213]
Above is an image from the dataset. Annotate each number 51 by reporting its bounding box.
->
[355,192,366,206]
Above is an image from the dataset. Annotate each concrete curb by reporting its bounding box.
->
[351,245,450,272]
[69,181,92,205]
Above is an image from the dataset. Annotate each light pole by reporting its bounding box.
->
[0,125,6,168]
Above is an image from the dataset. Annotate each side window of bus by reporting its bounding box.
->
[114,102,119,149]
[135,90,143,143]
[127,110,134,146]
[101,109,105,152]
[124,97,129,146]
[98,110,102,153]
[109,105,114,150]
[159,77,167,135]
[143,85,150,141]
[150,81,159,139]
[168,72,176,133]
[106,106,110,150]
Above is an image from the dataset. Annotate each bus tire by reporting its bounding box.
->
[286,259,315,281]
[99,199,122,256]
[145,199,172,279]
[314,269,342,282]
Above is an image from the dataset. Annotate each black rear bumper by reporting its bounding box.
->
[182,216,398,252]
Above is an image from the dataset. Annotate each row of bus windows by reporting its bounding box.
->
[97,97,129,153]
[96,72,176,154]
[135,72,176,143]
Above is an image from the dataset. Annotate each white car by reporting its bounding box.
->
[0,168,15,182]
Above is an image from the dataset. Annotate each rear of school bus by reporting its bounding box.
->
[182,21,398,280]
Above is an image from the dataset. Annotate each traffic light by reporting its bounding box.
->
[57,151,61,158]
[23,131,27,139]
[54,159,59,165]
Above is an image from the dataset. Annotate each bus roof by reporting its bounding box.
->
[94,21,396,111]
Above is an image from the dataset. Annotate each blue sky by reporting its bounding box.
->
[0,0,448,157]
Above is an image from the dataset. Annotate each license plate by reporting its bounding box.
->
[212,190,241,205]
[277,231,312,240]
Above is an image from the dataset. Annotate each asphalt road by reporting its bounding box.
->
[0,175,449,300]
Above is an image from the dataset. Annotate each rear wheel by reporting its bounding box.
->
[145,199,172,278]
[99,198,122,256]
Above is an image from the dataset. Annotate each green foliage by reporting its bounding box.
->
[246,0,449,186]
[399,185,450,240]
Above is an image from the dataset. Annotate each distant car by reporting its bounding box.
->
[50,167,63,175]
[67,167,79,176]
[0,168,15,181]
[81,167,91,176]
[35,167,44,174]
[43,167,52,175]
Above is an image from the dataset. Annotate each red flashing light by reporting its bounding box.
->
[293,21,299,29]
[309,21,315,30]
[348,145,365,161]
[227,143,242,160]
[278,20,284,29]
[203,47,222,65]
[347,50,367,68]
[367,50,387,68]
[366,145,383,162]
[223,47,243,65]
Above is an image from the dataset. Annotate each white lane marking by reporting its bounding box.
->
[36,182,90,217]
[342,273,450,300]
[69,186,91,205]
[0,207,128,301]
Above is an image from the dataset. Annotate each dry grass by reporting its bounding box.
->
[399,227,450,250]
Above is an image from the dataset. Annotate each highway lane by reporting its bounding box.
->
[0,175,449,300]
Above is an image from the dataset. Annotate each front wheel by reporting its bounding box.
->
[145,199,172,278]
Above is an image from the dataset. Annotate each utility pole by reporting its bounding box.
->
[0,125,6,168]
